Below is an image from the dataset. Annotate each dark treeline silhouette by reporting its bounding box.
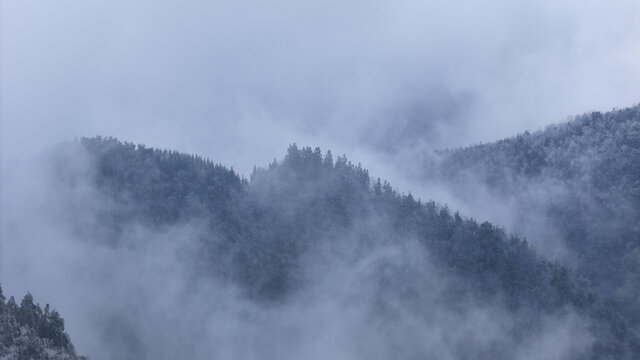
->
[45,135,640,359]
[0,286,87,360]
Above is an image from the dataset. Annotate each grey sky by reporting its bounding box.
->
[2,0,639,175]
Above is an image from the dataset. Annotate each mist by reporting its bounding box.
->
[1,143,594,359]
[1,0,639,359]
[3,0,639,174]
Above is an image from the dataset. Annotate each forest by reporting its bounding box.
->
[432,105,640,329]
[3,0,638,358]
[2,106,639,359]
[0,287,87,360]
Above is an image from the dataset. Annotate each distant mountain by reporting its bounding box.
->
[0,286,87,360]
[431,104,640,342]
[43,136,639,359]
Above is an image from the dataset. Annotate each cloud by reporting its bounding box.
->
[0,2,636,357]
[0,143,596,359]
[2,0,639,176]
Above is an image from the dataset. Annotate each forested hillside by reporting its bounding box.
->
[41,136,640,359]
[0,286,86,360]
[432,105,640,340]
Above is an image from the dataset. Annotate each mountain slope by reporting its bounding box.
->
[42,136,640,359]
[430,104,640,341]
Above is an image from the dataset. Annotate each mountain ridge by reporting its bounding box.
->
[40,132,640,358]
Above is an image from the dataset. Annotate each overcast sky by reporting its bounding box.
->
[2,0,639,175]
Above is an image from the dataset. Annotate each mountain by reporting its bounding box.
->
[430,105,640,341]
[0,286,87,360]
[39,135,639,359]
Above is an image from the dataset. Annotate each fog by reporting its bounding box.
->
[1,145,593,359]
[1,0,639,358]
[3,0,639,173]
